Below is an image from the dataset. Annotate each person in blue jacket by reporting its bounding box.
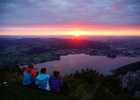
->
[50,71,63,93]
[35,67,50,91]
[22,67,32,86]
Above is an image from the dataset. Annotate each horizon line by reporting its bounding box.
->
[1,34,140,37]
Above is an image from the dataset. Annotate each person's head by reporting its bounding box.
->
[22,67,26,72]
[53,71,60,78]
[45,67,48,72]
[28,64,34,69]
[40,67,48,74]
[15,64,19,68]
[23,67,30,73]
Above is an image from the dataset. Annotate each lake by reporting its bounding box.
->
[28,54,140,75]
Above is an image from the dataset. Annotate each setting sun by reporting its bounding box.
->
[74,33,80,37]
[0,24,140,36]
[68,30,88,37]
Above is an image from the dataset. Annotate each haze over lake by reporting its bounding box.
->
[32,54,140,75]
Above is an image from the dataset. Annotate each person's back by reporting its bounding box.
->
[31,68,37,77]
[27,64,37,78]
[22,67,32,86]
[35,68,50,91]
[50,71,63,93]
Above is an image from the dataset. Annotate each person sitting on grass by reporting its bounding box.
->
[50,71,63,93]
[35,67,50,91]
[27,64,37,83]
[22,67,32,86]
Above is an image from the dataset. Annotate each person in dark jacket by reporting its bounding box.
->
[50,71,63,93]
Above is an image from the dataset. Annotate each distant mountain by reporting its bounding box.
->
[113,61,140,75]
[0,37,110,51]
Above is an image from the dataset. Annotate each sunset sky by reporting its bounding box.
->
[0,0,140,36]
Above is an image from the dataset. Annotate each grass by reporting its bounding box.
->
[0,84,70,100]
[0,68,139,100]
[0,68,72,100]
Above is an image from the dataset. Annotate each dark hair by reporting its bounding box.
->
[53,71,60,78]
[41,68,47,73]
[22,67,26,71]
[28,64,33,68]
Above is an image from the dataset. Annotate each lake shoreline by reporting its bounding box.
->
[19,53,140,76]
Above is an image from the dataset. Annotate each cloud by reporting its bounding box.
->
[0,0,140,25]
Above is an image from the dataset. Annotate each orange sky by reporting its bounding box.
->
[0,24,140,36]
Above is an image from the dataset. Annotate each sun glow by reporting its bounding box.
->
[74,33,81,37]
[68,30,89,37]
[0,24,140,36]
